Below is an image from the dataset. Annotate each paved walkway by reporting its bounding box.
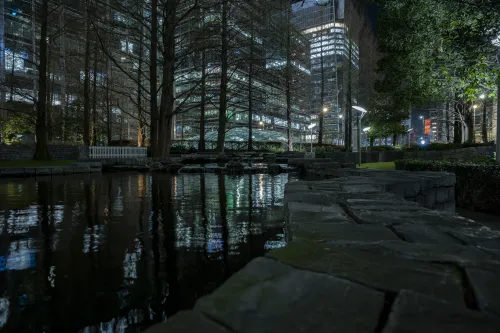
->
[146,170,500,333]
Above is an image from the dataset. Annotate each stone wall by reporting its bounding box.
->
[0,144,87,160]
[145,171,500,333]
[403,146,494,161]
[305,167,456,213]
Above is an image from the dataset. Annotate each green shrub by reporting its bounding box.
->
[395,159,500,215]
[368,145,398,152]
[403,142,494,152]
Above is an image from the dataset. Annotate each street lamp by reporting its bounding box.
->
[352,106,368,166]
[308,123,316,153]
[493,35,500,163]
[407,128,413,146]
[363,127,371,151]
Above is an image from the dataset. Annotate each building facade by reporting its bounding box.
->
[292,0,360,145]
[1,0,312,146]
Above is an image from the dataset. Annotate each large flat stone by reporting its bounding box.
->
[383,290,500,333]
[345,199,422,212]
[290,223,400,243]
[360,240,500,267]
[144,311,229,333]
[195,257,385,333]
[287,202,353,225]
[267,241,464,304]
[466,267,500,316]
[393,224,460,245]
[348,208,477,227]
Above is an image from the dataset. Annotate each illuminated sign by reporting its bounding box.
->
[424,119,431,135]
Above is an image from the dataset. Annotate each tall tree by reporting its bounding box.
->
[216,0,229,152]
[34,0,51,159]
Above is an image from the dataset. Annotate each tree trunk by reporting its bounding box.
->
[345,40,353,152]
[34,0,50,160]
[83,1,92,146]
[392,134,397,146]
[199,47,206,152]
[482,102,488,143]
[158,0,176,157]
[216,0,229,153]
[318,13,325,145]
[445,101,451,143]
[106,64,112,144]
[453,101,462,144]
[248,29,254,151]
[47,54,54,143]
[465,109,474,143]
[285,3,293,151]
[137,21,144,147]
[91,45,98,146]
[149,0,158,155]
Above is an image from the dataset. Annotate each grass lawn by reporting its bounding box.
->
[357,162,395,170]
[0,160,76,167]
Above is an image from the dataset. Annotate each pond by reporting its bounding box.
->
[0,173,295,332]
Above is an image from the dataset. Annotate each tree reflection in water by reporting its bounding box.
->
[0,173,294,332]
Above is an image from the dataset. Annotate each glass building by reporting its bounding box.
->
[292,0,360,144]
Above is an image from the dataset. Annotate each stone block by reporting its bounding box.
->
[35,168,51,176]
[50,168,64,175]
[393,224,460,245]
[382,290,500,333]
[295,224,400,244]
[466,267,500,316]
[421,188,437,208]
[362,240,500,267]
[268,241,464,304]
[195,257,385,333]
[342,163,356,169]
[287,158,305,166]
[347,208,474,227]
[0,168,25,177]
[145,311,230,333]
[435,187,451,204]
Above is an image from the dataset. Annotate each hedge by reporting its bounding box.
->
[403,142,494,152]
[395,159,500,215]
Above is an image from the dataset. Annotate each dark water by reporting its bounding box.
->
[0,173,294,332]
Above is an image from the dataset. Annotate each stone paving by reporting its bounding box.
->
[146,170,500,333]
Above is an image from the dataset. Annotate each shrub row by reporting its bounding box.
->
[403,142,494,152]
[395,159,500,215]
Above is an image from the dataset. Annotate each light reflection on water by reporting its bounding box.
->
[0,173,295,332]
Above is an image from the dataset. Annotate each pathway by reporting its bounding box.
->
[146,169,500,333]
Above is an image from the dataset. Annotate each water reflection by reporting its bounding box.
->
[0,173,294,332]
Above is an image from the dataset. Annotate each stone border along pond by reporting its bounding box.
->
[0,162,102,178]
[146,168,500,333]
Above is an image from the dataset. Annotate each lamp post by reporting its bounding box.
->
[308,123,316,153]
[352,106,368,166]
[407,128,413,146]
[496,50,500,163]
[363,127,371,151]
[338,114,343,145]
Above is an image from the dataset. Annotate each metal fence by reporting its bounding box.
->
[89,146,147,159]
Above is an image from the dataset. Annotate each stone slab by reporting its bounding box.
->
[466,267,500,316]
[393,224,460,245]
[268,241,464,304]
[195,257,385,333]
[145,311,229,333]
[383,290,500,333]
[290,223,400,243]
[342,240,500,268]
[348,208,477,227]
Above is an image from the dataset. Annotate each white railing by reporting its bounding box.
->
[89,146,147,159]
